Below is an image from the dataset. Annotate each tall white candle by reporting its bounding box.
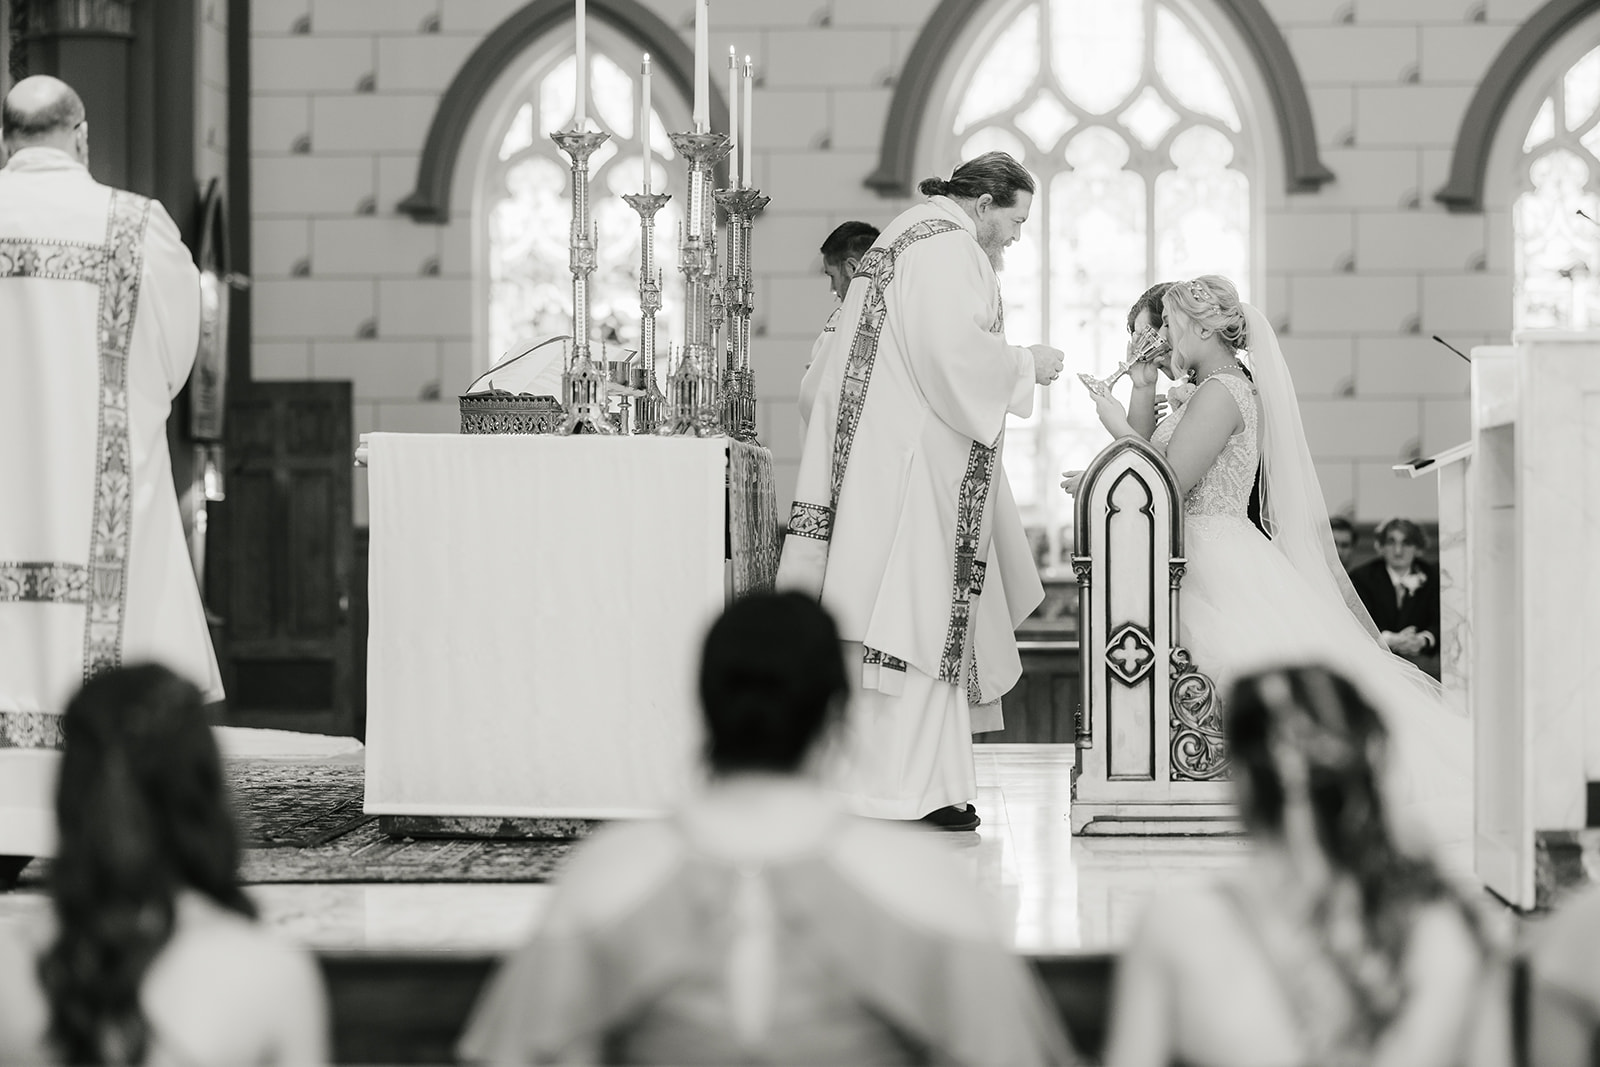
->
[575,0,587,129]
[693,0,709,131]
[641,54,653,192]
[742,56,754,187]
[726,47,739,188]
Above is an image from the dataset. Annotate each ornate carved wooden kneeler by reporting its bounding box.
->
[1070,437,1234,834]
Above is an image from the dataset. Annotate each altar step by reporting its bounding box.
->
[318,950,1116,1063]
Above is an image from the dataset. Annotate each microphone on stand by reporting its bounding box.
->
[1578,209,1600,227]
[1431,335,1471,363]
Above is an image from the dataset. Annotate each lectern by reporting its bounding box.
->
[1456,334,1600,908]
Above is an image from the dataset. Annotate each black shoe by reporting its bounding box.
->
[919,804,980,831]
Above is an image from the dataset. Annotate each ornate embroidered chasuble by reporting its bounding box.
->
[777,198,1042,709]
[0,191,149,749]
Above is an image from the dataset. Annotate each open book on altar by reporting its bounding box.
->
[464,336,566,399]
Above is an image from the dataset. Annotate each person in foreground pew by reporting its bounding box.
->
[1104,665,1504,1067]
[458,593,1076,1066]
[0,665,328,1066]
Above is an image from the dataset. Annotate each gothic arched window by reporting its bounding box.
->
[1514,42,1600,331]
[931,0,1256,562]
[482,20,688,369]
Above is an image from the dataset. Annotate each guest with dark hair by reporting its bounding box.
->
[1105,665,1501,1067]
[0,664,328,1065]
[819,220,880,302]
[1348,517,1441,678]
[459,593,1076,1066]
[1330,516,1358,571]
[800,221,881,442]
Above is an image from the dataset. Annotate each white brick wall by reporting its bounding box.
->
[249,0,1541,523]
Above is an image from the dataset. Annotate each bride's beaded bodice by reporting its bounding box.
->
[1150,373,1260,520]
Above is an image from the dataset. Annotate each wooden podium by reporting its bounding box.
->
[1069,437,1232,834]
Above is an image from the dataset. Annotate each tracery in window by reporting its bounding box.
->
[936,0,1254,567]
[1514,43,1600,331]
[483,25,687,371]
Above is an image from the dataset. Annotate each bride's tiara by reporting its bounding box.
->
[1185,279,1221,315]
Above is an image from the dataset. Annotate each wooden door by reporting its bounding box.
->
[208,382,355,736]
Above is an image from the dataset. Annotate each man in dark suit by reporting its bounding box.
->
[1348,517,1441,679]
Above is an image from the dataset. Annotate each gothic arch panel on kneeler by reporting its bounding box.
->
[1070,435,1231,834]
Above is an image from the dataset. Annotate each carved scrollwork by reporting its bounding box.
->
[1169,558,1187,588]
[1169,646,1228,781]
[1070,555,1092,584]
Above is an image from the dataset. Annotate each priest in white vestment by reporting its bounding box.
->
[778,153,1064,828]
[0,78,222,869]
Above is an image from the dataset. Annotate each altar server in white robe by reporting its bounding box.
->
[778,153,1064,829]
[0,77,222,873]
[798,221,878,445]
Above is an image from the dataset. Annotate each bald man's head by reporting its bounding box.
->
[2,76,87,157]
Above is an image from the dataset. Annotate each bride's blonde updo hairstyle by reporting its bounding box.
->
[1163,274,1249,353]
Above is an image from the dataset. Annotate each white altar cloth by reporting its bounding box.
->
[363,433,727,819]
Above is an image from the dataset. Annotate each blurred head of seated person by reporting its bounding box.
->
[458,592,1078,1066]
[0,664,329,1066]
[1105,665,1500,1067]
[820,220,880,303]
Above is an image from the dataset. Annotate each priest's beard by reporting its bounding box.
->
[976,217,1009,271]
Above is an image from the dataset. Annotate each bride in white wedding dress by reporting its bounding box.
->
[1063,276,1471,863]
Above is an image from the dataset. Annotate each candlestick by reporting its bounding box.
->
[742,56,754,187]
[726,46,739,188]
[715,185,769,442]
[641,54,653,193]
[693,0,709,132]
[551,127,613,434]
[623,190,672,433]
[664,129,732,436]
[575,0,587,129]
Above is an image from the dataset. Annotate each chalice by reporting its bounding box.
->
[1076,326,1170,397]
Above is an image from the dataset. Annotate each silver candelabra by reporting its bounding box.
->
[662,131,731,437]
[552,127,614,435]
[621,191,671,433]
[715,186,768,443]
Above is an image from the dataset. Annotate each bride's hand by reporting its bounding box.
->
[1088,387,1129,432]
[1060,470,1084,495]
[1127,358,1162,389]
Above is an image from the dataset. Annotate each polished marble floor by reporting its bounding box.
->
[0,743,1263,956]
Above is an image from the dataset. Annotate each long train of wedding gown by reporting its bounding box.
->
[1153,373,1472,865]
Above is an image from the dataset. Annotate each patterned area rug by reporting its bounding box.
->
[19,758,573,886]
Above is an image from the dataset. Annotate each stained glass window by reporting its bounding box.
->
[483,24,688,372]
[935,0,1254,569]
[1514,43,1600,331]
